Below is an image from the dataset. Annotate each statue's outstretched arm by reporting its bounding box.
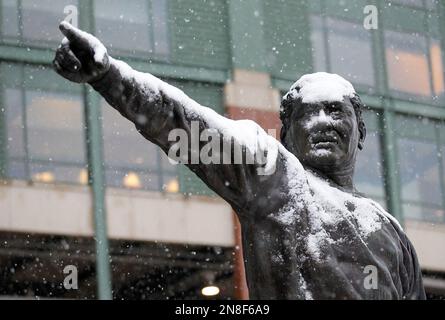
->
[53,22,283,215]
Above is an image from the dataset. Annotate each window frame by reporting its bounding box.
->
[354,108,387,207]
[100,98,178,193]
[0,62,88,185]
[394,113,445,223]
[92,0,171,61]
[0,0,81,48]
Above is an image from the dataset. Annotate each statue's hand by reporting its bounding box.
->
[53,21,110,83]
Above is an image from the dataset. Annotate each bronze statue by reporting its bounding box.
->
[53,22,425,299]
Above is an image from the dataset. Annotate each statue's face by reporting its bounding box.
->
[290,96,364,172]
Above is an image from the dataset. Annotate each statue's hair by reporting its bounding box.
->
[279,93,366,151]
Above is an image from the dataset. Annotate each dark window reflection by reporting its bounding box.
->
[396,115,445,223]
[94,0,169,56]
[326,18,375,86]
[1,0,20,40]
[355,111,386,207]
[1,0,78,45]
[385,31,444,98]
[101,100,178,192]
[310,16,375,87]
[1,63,87,185]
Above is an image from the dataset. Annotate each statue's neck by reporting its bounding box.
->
[306,165,356,193]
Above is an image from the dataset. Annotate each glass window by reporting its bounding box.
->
[1,0,78,45]
[390,0,424,7]
[100,79,223,195]
[388,0,439,12]
[398,138,441,204]
[151,0,169,55]
[355,110,386,206]
[385,30,444,98]
[310,16,375,87]
[1,63,87,185]
[94,0,169,56]
[3,88,26,179]
[385,31,430,96]
[402,203,444,223]
[26,91,86,184]
[425,0,439,10]
[430,40,444,97]
[326,18,375,86]
[396,115,445,223]
[101,100,178,192]
[436,123,445,223]
[4,89,25,159]
[26,92,84,164]
[1,0,19,40]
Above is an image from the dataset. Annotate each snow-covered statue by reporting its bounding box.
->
[53,22,425,299]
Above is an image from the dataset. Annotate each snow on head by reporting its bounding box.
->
[285,72,356,104]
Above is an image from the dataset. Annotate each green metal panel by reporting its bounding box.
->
[0,0,2,37]
[0,44,229,84]
[436,124,445,222]
[23,64,82,94]
[227,0,267,71]
[362,108,379,132]
[360,94,384,111]
[381,109,403,224]
[84,87,112,300]
[0,0,5,176]
[439,121,445,143]
[80,0,112,300]
[0,82,5,178]
[308,0,322,14]
[427,11,441,39]
[382,5,426,34]
[369,0,387,96]
[0,63,22,88]
[390,99,445,119]
[169,0,230,70]
[438,0,445,112]
[178,164,215,197]
[272,78,293,93]
[263,0,313,78]
[369,0,403,223]
[394,114,437,140]
[169,79,224,114]
[6,62,86,115]
[324,0,370,23]
[0,45,53,65]
[129,58,229,83]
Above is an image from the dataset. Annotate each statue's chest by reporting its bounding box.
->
[264,175,390,264]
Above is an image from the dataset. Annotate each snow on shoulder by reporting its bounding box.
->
[285,72,356,104]
[109,56,279,175]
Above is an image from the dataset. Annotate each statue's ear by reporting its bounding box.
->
[358,121,366,150]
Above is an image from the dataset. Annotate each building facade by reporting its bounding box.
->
[0,0,444,299]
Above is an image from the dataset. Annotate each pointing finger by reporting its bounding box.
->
[59,21,86,44]
[58,21,108,65]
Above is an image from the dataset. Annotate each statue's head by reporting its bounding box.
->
[280,72,366,176]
